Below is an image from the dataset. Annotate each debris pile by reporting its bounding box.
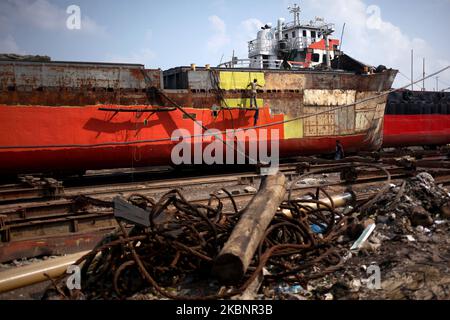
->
[43,173,360,300]
[42,171,450,300]
[295,172,450,300]
[361,172,450,231]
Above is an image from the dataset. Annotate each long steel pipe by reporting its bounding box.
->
[0,250,89,294]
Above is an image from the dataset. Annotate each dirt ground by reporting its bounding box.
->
[300,221,450,300]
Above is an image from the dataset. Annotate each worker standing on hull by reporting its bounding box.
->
[247,79,262,126]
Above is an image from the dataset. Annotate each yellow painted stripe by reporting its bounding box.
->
[284,115,303,139]
[222,98,264,108]
[219,71,265,90]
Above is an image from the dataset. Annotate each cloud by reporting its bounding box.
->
[241,18,264,39]
[303,0,450,89]
[0,0,107,36]
[207,15,231,53]
[0,35,25,54]
[232,18,265,57]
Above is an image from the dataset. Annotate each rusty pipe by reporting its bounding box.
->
[300,191,355,209]
[283,192,355,217]
[0,250,89,294]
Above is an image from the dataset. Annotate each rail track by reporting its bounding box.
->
[0,151,449,263]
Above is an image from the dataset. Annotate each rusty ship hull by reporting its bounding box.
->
[0,60,397,174]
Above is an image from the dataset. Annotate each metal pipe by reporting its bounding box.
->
[324,34,331,69]
[283,192,355,218]
[411,49,414,90]
[0,251,89,294]
[301,191,354,209]
[277,18,284,41]
[423,58,426,91]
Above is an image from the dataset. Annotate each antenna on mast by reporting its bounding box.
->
[288,3,301,26]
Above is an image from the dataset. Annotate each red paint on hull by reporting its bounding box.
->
[383,115,450,147]
[0,105,371,174]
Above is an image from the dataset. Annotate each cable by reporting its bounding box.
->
[156,88,256,163]
[1,65,449,151]
[398,71,423,91]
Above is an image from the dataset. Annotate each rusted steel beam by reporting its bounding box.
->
[0,228,113,263]
[212,172,286,284]
[3,211,116,243]
[416,160,450,169]
[0,199,73,221]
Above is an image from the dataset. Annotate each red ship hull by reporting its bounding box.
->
[0,105,370,174]
[383,114,450,148]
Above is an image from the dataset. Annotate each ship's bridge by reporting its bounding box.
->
[245,4,336,69]
[218,4,340,70]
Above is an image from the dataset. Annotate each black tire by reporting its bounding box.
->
[376,65,387,73]
[402,90,412,102]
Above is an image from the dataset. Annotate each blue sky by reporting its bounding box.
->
[1,0,449,90]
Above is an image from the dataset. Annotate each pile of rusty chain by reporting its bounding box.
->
[44,164,391,300]
[45,189,241,300]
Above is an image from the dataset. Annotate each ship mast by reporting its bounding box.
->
[288,3,301,26]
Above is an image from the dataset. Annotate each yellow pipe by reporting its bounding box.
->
[0,250,89,294]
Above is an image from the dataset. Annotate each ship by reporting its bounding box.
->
[0,4,398,175]
[384,90,450,148]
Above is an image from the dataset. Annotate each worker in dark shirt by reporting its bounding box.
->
[335,140,345,160]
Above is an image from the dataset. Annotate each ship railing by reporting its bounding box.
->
[283,21,335,30]
[217,58,303,70]
[217,59,253,69]
[283,21,300,29]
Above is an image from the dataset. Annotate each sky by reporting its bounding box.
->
[0,0,449,90]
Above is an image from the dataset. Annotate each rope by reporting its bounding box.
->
[156,87,256,164]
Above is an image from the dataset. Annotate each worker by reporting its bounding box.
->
[247,78,262,126]
[335,140,345,160]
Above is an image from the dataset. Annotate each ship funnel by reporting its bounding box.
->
[277,18,285,40]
